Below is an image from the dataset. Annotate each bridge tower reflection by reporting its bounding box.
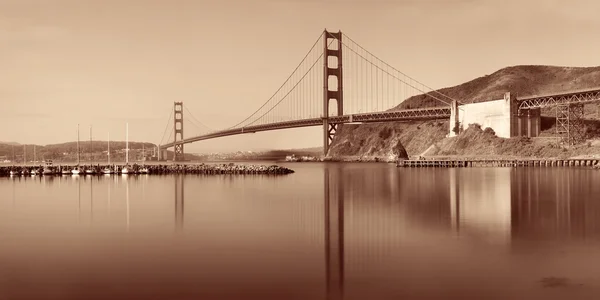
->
[509,169,596,240]
[324,166,345,300]
[175,175,184,231]
[450,168,460,233]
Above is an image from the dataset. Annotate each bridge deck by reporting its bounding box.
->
[518,87,600,109]
[161,87,600,149]
[161,106,451,148]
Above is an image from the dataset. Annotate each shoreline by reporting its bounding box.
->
[284,154,600,164]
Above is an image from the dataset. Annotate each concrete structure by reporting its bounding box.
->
[449,92,540,138]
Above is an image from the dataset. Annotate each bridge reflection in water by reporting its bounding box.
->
[321,165,600,299]
[3,167,600,299]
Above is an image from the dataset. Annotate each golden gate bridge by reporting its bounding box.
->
[157,29,600,160]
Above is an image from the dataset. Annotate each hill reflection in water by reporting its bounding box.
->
[1,165,600,300]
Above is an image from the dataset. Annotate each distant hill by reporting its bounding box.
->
[0,140,160,162]
[0,141,20,146]
[396,65,600,109]
[193,147,322,161]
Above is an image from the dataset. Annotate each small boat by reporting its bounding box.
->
[31,169,38,176]
[121,123,130,175]
[121,166,130,174]
[43,160,54,175]
[72,124,81,175]
[103,132,113,175]
[61,169,71,175]
[9,170,17,176]
[21,145,27,176]
[86,126,95,175]
[140,144,149,174]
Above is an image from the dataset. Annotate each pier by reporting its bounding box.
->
[397,158,600,168]
[0,163,294,177]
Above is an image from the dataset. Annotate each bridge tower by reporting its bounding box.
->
[173,102,185,161]
[323,30,343,156]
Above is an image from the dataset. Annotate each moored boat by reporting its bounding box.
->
[43,160,55,175]
[103,132,113,175]
[121,123,130,175]
[71,124,81,175]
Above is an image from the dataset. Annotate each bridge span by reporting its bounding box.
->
[160,106,451,149]
[157,29,600,161]
[157,29,460,160]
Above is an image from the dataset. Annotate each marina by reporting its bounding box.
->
[0,163,294,176]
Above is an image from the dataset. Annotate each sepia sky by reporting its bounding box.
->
[2,0,600,152]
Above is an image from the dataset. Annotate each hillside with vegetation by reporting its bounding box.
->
[0,141,160,163]
[396,65,600,110]
[328,65,600,161]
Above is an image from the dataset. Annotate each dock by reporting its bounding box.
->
[0,163,294,177]
[397,158,600,168]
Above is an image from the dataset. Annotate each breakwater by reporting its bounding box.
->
[397,158,600,168]
[0,163,294,176]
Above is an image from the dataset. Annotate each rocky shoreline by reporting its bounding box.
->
[0,163,295,177]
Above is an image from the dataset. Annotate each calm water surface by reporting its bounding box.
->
[1,163,600,300]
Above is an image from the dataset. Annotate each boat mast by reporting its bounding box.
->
[89,125,93,164]
[34,145,36,163]
[126,123,129,165]
[108,132,111,165]
[23,145,26,166]
[76,124,80,166]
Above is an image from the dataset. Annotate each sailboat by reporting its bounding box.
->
[103,133,113,175]
[139,143,149,174]
[121,123,130,174]
[86,126,95,175]
[31,145,38,176]
[71,124,81,175]
[9,145,16,176]
[21,145,29,176]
